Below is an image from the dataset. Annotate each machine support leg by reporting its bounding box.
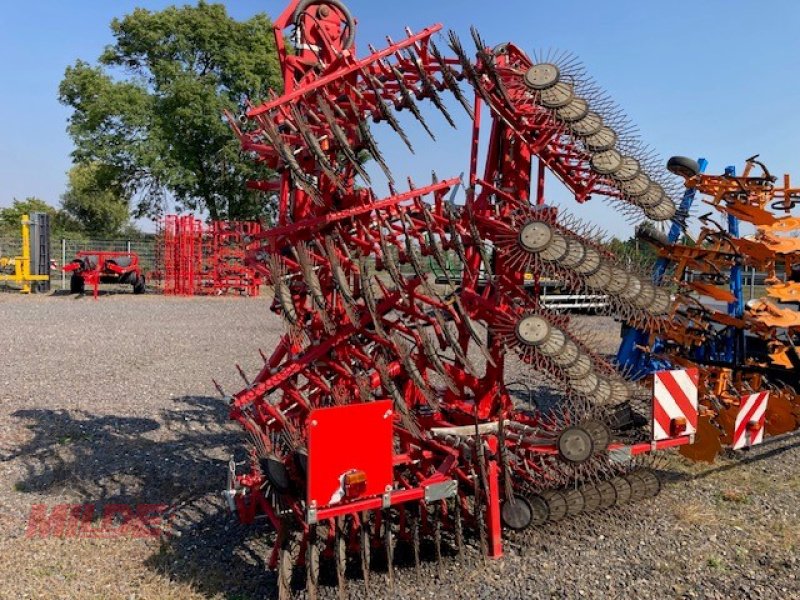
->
[486,458,502,558]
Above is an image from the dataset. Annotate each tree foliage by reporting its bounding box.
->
[61,163,131,237]
[0,198,84,239]
[58,2,282,221]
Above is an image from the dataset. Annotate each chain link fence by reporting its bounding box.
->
[0,235,158,291]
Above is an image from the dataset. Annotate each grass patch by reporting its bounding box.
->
[718,488,750,504]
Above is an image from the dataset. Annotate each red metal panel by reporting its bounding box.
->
[307,400,394,508]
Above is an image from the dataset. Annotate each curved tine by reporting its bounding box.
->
[405,48,457,128]
[363,72,415,153]
[290,103,345,191]
[390,65,436,140]
[345,95,394,182]
[317,95,372,183]
[429,39,474,118]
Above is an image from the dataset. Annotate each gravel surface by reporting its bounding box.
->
[1,293,799,599]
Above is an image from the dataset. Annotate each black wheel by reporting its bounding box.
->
[501,495,533,531]
[557,426,594,464]
[596,480,617,510]
[542,490,568,522]
[582,419,611,453]
[563,487,585,517]
[70,273,85,294]
[667,156,700,179]
[637,469,662,498]
[625,472,648,501]
[609,476,632,506]
[133,274,146,295]
[523,493,550,528]
[579,484,601,512]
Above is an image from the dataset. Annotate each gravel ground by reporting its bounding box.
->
[1,292,799,599]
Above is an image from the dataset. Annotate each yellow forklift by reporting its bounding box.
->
[0,213,51,293]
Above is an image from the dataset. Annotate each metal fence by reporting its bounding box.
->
[0,236,158,290]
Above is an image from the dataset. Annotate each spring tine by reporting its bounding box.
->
[453,296,496,367]
[433,503,443,578]
[317,96,372,183]
[306,525,319,600]
[290,105,346,192]
[392,332,438,409]
[359,257,386,336]
[419,327,460,394]
[295,243,335,333]
[379,231,407,294]
[411,507,421,579]
[360,512,371,593]
[235,364,250,387]
[325,237,358,325]
[212,379,227,399]
[345,95,394,183]
[467,206,493,279]
[470,26,512,108]
[390,65,436,140]
[433,308,478,374]
[453,497,464,558]
[364,73,415,153]
[262,118,323,204]
[376,357,422,437]
[335,517,347,600]
[405,49,457,128]
[277,521,292,600]
[429,40,474,118]
[383,510,395,590]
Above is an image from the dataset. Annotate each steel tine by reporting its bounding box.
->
[453,497,464,558]
[364,73,415,153]
[429,40,474,118]
[470,26,512,108]
[335,517,347,600]
[290,104,346,192]
[317,96,372,183]
[306,525,319,600]
[390,65,436,140]
[277,520,292,600]
[360,512,371,593]
[419,326,460,394]
[405,48,457,128]
[344,94,394,183]
[383,510,395,590]
[453,296,496,367]
[411,507,421,579]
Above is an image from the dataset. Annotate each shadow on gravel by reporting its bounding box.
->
[5,396,280,599]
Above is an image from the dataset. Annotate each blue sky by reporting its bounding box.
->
[2,0,800,237]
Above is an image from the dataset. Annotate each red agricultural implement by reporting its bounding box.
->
[161,215,263,296]
[63,251,145,299]
[215,1,799,597]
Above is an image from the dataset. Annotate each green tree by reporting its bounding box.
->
[0,197,83,239]
[61,163,131,237]
[58,2,282,221]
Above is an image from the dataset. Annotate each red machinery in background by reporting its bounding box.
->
[161,215,263,296]
[63,250,145,299]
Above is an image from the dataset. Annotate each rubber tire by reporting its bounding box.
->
[70,273,85,294]
[667,156,701,179]
[133,274,146,295]
[292,0,356,50]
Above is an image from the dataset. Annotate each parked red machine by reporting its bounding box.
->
[63,251,145,299]
[161,215,262,296]
[217,1,749,598]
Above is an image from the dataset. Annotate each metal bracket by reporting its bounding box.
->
[609,445,633,464]
[382,491,392,509]
[307,502,318,525]
[222,489,237,514]
[424,479,457,503]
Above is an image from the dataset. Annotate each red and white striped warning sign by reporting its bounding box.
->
[652,368,699,441]
[733,392,770,450]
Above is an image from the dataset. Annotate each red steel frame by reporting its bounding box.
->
[222,0,691,574]
[62,250,142,300]
[161,215,263,296]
